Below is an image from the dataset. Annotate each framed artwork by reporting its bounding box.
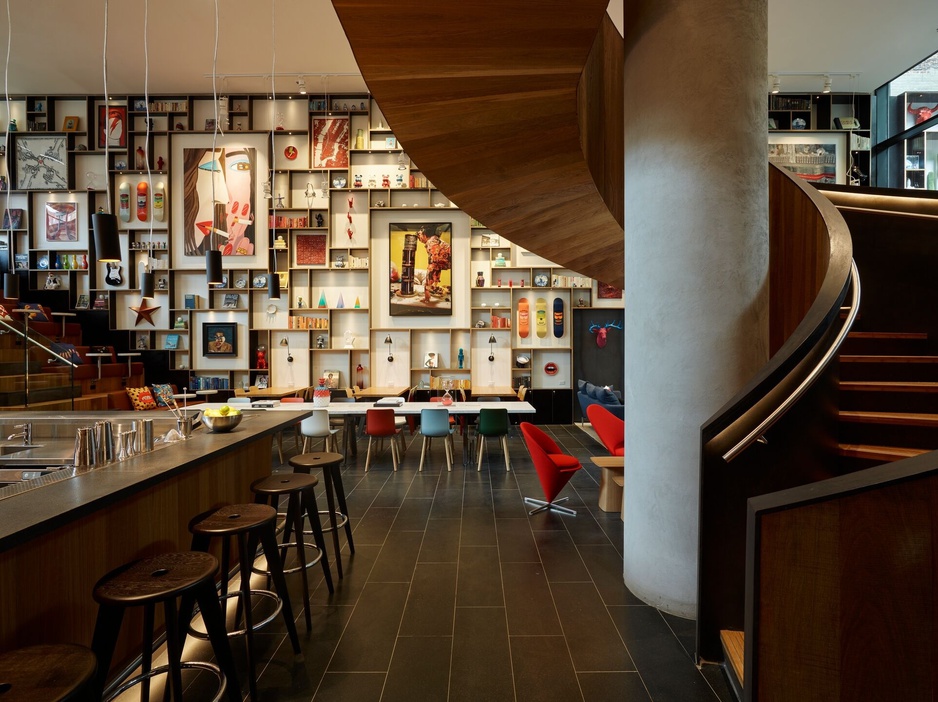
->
[294,233,327,266]
[202,322,237,356]
[389,222,452,316]
[98,105,127,149]
[14,135,69,190]
[222,293,240,308]
[597,282,622,299]
[61,116,80,132]
[45,202,78,242]
[74,294,90,309]
[768,133,847,185]
[205,119,216,131]
[312,116,349,168]
[322,370,341,389]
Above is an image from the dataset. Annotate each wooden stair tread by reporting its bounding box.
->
[846,331,928,340]
[720,629,745,687]
[840,355,938,363]
[836,444,929,461]
[839,410,938,427]
[841,381,938,393]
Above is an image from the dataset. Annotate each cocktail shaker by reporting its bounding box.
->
[74,426,97,467]
[94,421,114,463]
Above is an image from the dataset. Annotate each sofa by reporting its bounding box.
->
[0,298,83,342]
[107,384,204,411]
[577,379,624,420]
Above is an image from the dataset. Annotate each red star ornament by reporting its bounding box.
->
[130,298,161,326]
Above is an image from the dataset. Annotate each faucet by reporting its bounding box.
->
[7,423,32,445]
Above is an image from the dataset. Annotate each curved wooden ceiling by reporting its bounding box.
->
[331,0,624,288]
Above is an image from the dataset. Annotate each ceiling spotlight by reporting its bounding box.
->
[296,76,307,95]
[822,75,832,93]
[770,75,781,94]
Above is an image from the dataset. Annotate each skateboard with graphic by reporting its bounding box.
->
[153,181,165,221]
[518,297,530,339]
[553,297,564,338]
[535,298,548,338]
[136,181,148,221]
[118,182,131,222]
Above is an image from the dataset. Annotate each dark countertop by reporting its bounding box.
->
[0,409,309,553]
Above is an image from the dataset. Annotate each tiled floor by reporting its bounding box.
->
[174,424,734,701]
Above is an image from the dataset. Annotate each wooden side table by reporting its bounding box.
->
[590,455,624,518]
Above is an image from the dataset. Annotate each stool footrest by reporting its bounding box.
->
[188,589,283,640]
[106,661,226,702]
[251,542,323,576]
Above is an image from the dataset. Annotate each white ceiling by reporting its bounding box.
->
[0,0,935,97]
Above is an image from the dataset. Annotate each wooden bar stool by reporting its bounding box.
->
[288,451,355,579]
[90,551,240,702]
[186,503,303,702]
[0,643,96,701]
[250,473,335,632]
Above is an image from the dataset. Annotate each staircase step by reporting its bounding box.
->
[840,410,938,427]
[841,381,938,413]
[836,443,929,462]
[841,331,928,355]
[840,355,938,382]
[839,411,938,450]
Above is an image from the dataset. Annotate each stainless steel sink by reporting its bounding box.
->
[0,444,44,456]
[0,440,74,466]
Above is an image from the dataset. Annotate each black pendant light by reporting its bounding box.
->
[268,249,281,300]
[3,272,20,300]
[206,249,223,286]
[93,0,122,265]
[139,269,155,298]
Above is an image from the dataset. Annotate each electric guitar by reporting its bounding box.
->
[105,262,123,286]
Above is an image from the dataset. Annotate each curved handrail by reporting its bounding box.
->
[0,317,78,367]
[722,260,860,462]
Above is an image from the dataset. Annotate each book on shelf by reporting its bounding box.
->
[184,294,198,310]
[13,254,28,270]
[164,334,180,350]
[74,294,90,310]
[2,209,23,230]
[92,295,108,310]
[222,293,239,308]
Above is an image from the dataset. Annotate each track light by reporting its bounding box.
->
[385,334,394,362]
[280,337,293,362]
[822,75,832,93]
[770,75,780,94]
[488,334,497,362]
[296,76,307,95]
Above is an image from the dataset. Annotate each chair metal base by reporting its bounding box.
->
[524,496,577,516]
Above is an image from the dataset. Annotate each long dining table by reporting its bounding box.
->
[199,400,536,464]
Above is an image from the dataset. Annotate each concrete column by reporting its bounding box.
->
[622,0,769,618]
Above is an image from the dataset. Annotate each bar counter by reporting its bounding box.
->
[0,409,309,661]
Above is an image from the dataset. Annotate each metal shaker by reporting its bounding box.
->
[94,421,114,463]
[176,415,194,439]
[74,426,97,467]
[140,418,154,452]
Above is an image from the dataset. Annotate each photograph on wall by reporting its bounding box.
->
[768,133,846,185]
[45,202,78,242]
[322,370,341,389]
[14,136,69,190]
[312,117,349,168]
[181,147,256,258]
[98,105,127,149]
[202,322,237,356]
[597,281,622,299]
[389,222,452,316]
[294,233,327,266]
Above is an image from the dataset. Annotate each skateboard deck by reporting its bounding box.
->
[153,181,165,221]
[136,181,148,222]
[118,182,131,222]
[518,297,530,339]
[535,298,548,338]
[553,297,564,338]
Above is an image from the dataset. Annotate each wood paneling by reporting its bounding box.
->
[331,0,624,288]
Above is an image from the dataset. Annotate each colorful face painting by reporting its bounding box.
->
[182,147,256,257]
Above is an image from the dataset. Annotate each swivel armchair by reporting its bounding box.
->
[519,422,582,516]
[587,404,624,457]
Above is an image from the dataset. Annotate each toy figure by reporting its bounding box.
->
[315,213,324,227]
[381,174,391,188]
[157,156,165,170]
[256,345,267,369]
[158,278,167,290]
[353,174,363,188]
[395,174,404,187]
[316,335,326,349]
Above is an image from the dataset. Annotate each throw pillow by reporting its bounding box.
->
[599,386,620,405]
[19,303,49,322]
[151,383,174,407]
[0,304,10,320]
[577,379,588,393]
[126,386,157,411]
[50,342,83,364]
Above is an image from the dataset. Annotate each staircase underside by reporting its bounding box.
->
[331,0,624,288]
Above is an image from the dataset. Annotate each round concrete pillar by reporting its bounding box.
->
[622,0,769,617]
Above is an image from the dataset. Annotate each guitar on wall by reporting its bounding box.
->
[105,262,123,286]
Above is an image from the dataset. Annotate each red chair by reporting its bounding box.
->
[364,408,402,471]
[520,423,581,516]
[587,404,624,457]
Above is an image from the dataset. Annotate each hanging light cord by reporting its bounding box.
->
[3,0,12,264]
[210,0,219,248]
[102,0,111,213]
[143,0,153,262]
[270,0,277,241]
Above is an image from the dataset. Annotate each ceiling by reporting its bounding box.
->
[1,0,935,98]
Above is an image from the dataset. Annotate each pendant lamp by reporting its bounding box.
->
[2,0,17,300]
[93,0,122,265]
[139,269,155,298]
[206,249,223,286]
[268,250,281,300]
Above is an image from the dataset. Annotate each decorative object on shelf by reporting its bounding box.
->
[577,297,587,307]
[223,293,239,308]
[332,176,346,188]
[390,222,452,316]
[275,193,285,208]
[334,292,345,309]
[276,111,285,131]
[494,252,506,267]
[517,297,529,338]
[266,303,278,315]
[137,334,148,350]
[534,273,549,287]
[158,277,167,289]
[318,289,327,308]
[37,255,49,270]
[315,213,324,226]
[235,277,247,288]
[62,115,80,131]
[98,105,126,149]
[316,334,326,349]
[115,160,127,170]
[295,233,326,265]
[130,298,161,326]
[273,235,287,249]
[105,262,123,286]
[256,345,267,369]
[353,174,362,188]
[164,334,179,350]
[441,389,453,406]
[333,254,346,268]
[516,354,530,367]
[279,338,293,362]
[385,334,394,361]
[43,272,61,290]
[135,145,146,169]
[475,320,486,328]
[0,176,6,191]
[342,329,355,349]
[203,322,237,355]
[544,361,559,376]
[355,128,364,150]
[356,363,364,388]
[13,135,69,190]
[256,375,269,389]
[283,145,298,160]
[252,274,267,288]
[488,335,497,362]
[297,297,305,308]
[597,281,623,299]
[312,116,349,168]
[791,117,807,130]
[93,294,109,310]
[908,102,937,125]
[354,296,361,308]
[323,370,340,389]
[304,182,316,206]
[457,348,464,369]
[368,177,377,188]
[75,294,90,310]
[424,352,438,368]
[174,316,187,329]
[589,320,623,348]
[8,118,16,131]
[375,200,386,207]
[553,297,564,338]
[313,377,331,407]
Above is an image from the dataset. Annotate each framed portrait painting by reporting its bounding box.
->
[202,322,238,356]
[98,105,127,149]
[389,222,452,316]
[312,117,349,168]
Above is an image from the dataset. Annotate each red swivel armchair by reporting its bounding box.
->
[587,404,624,457]
[520,423,582,516]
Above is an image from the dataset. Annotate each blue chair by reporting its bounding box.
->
[418,408,455,471]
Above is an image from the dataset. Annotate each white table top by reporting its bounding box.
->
[198,400,536,416]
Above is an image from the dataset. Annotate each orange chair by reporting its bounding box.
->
[587,404,624,457]
[520,423,582,516]
[364,408,402,471]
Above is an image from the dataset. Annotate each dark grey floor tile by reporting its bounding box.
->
[563,511,617,545]
[418,518,461,563]
[456,546,503,607]
[577,544,644,606]
[699,663,736,702]
[405,472,443,498]
[502,561,562,636]
[429,488,464,519]
[460,505,497,546]
[450,607,513,702]
[352,506,399,545]
[327,582,409,672]
[368,530,423,583]
[370,476,414,508]
[391,497,432,531]
[551,582,634,672]
[496,517,540,562]
[533,529,591,581]
[493,487,529,518]
[313,672,385,701]
[578,672,651,701]
[661,610,697,660]
[510,635,581,702]
[382,635,452,702]
[399,562,457,636]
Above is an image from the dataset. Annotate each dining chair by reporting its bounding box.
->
[520,422,582,516]
[364,408,401,471]
[418,407,455,471]
[299,408,340,453]
[475,407,511,472]
[228,396,252,404]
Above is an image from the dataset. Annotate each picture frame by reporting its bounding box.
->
[204,118,216,132]
[294,233,327,266]
[98,104,127,149]
[62,116,80,132]
[133,99,147,112]
[222,293,240,309]
[202,322,237,356]
[312,116,349,168]
[14,135,69,190]
[322,370,341,389]
[768,133,847,185]
[389,222,452,317]
[164,333,180,350]
[74,294,90,310]
[45,202,78,242]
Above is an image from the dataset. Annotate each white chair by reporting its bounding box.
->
[299,409,340,453]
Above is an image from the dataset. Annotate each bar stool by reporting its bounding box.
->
[251,473,335,632]
[186,503,303,702]
[90,551,240,702]
[288,451,355,579]
[0,643,96,701]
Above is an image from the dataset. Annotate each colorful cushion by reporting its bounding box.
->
[50,342,83,364]
[598,386,620,405]
[126,386,157,411]
[19,303,49,322]
[151,383,175,407]
[0,304,10,320]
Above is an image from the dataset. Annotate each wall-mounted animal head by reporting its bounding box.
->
[589,320,622,348]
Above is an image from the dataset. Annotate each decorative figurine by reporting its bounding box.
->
[316,334,326,349]
[0,176,7,192]
[381,174,391,188]
[353,174,363,188]
[157,156,165,170]
[458,348,465,369]
[344,329,355,348]
[395,174,404,187]
[174,316,187,329]
[360,102,366,110]
[135,146,146,169]
[8,118,16,132]
[315,213,324,227]
[297,297,305,308]
[275,194,285,208]
[368,178,376,188]
[175,122,185,131]
[158,278,167,290]
[44,272,60,290]
[236,120,243,131]
[375,200,385,207]
[256,345,267,369]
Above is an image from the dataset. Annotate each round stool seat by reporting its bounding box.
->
[251,472,318,496]
[0,644,96,702]
[190,503,277,536]
[289,451,343,473]
[93,551,218,606]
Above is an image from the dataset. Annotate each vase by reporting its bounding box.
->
[313,378,331,407]
[355,128,364,150]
